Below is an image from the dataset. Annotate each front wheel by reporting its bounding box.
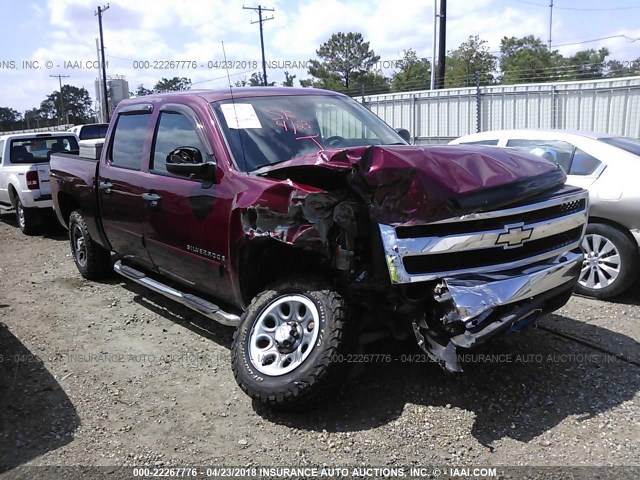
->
[576,223,639,299]
[68,210,111,280]
[15,199,40,235]
[231,278,349,408]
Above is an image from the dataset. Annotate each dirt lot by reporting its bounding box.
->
[1,212,639,476]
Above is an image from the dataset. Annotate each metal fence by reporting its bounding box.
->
[359,76,640,144]
[0,123,75,135]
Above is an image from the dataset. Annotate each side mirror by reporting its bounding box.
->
[396,128,411,144]
[165,147,217,182]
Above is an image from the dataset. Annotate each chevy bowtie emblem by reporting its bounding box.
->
[496,223,534,248]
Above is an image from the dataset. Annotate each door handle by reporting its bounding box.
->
[142,192,161,206]
[99,181,113,193]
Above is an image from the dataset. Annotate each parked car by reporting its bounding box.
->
[450,129,640,299]
[68,123,109,140]
[50,88,587,408]
[0,132,79,234]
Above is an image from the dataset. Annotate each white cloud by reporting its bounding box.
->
[2,0,639,112]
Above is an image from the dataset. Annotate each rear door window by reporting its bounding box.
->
[569,148,602,176]
[506,139,576,172]
[110,113,151,170]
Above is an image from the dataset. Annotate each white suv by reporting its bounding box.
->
[0,132,79,234]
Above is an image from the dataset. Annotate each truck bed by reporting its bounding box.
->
[49,151,107,249]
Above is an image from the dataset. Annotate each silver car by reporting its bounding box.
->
[450,129,640,300]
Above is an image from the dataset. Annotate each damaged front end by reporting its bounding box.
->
[244,144,588,371]
[379,188,589,372]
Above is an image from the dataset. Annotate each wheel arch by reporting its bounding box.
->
[8,183,19,207]
[237,238,332,307]
[587,216,639,248]
[56,191,81,226]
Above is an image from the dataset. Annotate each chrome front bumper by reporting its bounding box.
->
[412,250,583,372]
[444,250,583,324]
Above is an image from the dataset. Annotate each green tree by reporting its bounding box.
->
[499,35,563,84]
[0,107,21,123]
[605,57,640,77]
[24,108,45,128]
[39,85,93,123]
[153,77,192,91]
[302,32,381,90]
[352,71,390,95]
[446,35,497,87]
[561,48,609,80]
[282,71,296,87]
[134,84,153,96]
[249,72,275,86]
[390,49,431,92]
[0,107,22,130]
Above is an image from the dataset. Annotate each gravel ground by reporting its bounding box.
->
[0,213,639,477]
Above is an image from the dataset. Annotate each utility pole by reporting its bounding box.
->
[49,74,70,125]
[95,4,110,122]
[548,0,554,49]
[437,0,447,89]
[430,0,437,90]
[243,5,274,86]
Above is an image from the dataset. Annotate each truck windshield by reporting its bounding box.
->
[10,136,79,164]
[211,95,406,172]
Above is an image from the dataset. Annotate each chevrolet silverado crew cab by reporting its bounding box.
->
[0,132,79,234]
[50,88,588,408]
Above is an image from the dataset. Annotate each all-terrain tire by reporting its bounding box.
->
[68,210,111,280]
[231,277,349,409]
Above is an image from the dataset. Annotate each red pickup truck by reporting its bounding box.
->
[50,88,588,408]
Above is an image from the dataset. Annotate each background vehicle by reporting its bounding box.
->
[0,132,79,234]
[50,88,587,408]
[450,129,640,299]
[68,123,109,140]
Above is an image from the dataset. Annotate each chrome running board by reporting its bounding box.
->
[114,260,241,327]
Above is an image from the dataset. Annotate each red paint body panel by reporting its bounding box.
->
[50,88,566,311]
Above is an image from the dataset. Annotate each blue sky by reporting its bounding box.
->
[1,0,639,114]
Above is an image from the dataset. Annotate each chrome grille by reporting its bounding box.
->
[379,188,589,284]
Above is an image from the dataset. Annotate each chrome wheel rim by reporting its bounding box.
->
[579,233,621,290]
[72,225,87,268]
[248,295,320,377]
[16,203,25,229]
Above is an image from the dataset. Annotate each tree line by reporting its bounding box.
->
[297,32,640,96]
[3,32,638,131]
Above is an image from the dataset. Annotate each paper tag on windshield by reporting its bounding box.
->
[220,103,262,129]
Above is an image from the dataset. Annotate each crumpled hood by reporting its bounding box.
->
[257,144,566,225]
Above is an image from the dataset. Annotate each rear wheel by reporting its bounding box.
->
[15,199,40,235]
[68,210,111,280]
[231,278,349,409]
[576,223,639,299]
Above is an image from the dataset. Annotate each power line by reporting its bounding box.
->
[243,5,274,86]
[49,74,70,124]
[515,0,640,10]
[191,69,258,85]
[552,34,640,48]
